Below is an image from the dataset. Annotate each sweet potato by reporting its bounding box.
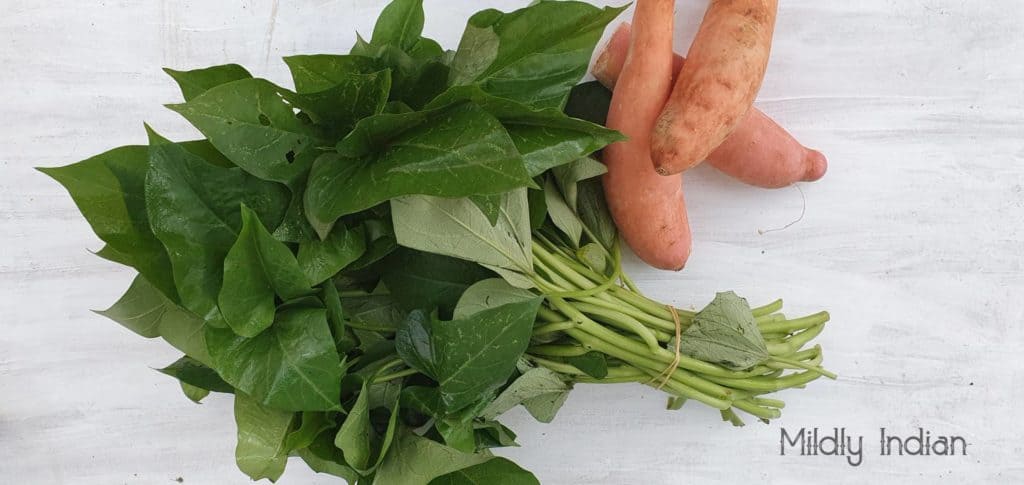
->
[603,0,691,270]
[593,23,826,188]
[650,0,779,176]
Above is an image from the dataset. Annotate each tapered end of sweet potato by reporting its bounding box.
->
[592,22,631,90]
[803,149,828,182]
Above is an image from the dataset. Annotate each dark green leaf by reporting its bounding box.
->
[287,70,392,140]
[449,2,627,108]
[395,297,542,413]
[369,0,425,51]
[335,382,372,470]
[298,223,366,286]
[563,80,612,126]
[381,248,493,316]
[428,86,624,175]
[305,103,530,228]
[157,355,233,393]
[96,275,212,366]
[468,194,501,226]
[679,291,770,371]
[374,430,491,485]
[163,64,253,101]
[342,293,405,333]
[283,54,380,93]
[145,131,288,325]
[430,458,538,485]
[219,205,313,337]
[472,421,518,450]
[284,412,335,452]
[566,351,608,379]
[345,218,397,270]
[271,175,318,243]
[40,145,177,299]
[295,430,359,481]
[527,187,547,231]
[322,282,357,353]
[233,392,295,482]
[167,78,326,186]
[335,380,402,475]
[206,307,342,411]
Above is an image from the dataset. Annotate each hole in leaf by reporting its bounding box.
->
[258,114,271,126]
[285,150,296,164]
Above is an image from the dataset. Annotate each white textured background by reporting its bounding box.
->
[2,0,1023,483]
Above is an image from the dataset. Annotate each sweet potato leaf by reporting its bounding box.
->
[304,103,530,229]
[157,355,234,393]
[233,392,295,482]
[430,458,539,485]
[163,63,253,101]
[449,2,627,109]
[679,291,770,371]
[380,248,493,316]
[395,296,541,413]
[96,274,212,366]
[219,205,314,337]
[297,223,366,286]
[167,78,327,186]
[206,307,342,411]
[145,129,288,326]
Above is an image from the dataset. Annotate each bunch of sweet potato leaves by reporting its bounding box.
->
[42,1,834,483]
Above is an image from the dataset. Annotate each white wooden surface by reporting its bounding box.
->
[2,1,1023,483]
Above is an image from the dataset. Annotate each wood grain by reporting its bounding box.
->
[2,0,1022,483]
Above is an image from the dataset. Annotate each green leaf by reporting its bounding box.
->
[145,132,288,325]
[335,382,372,470]
[566,351,608,379]
[552,157,606,211]
[480,367,570,423]
[430,458,539,485]
[335,380,402,475]
[297,223,366,286]
[381,248,493,316]
[295,430,359,481]
[563,80,612,126]
[345,218,397,270]
[283,54,380,93]
[167,78,326,186]
[206,307,342,411]
[395,296,542,413]
[40,145,177,299]
[233,392,295,482]
[180,382,211,403]
[543,176,583,246]
[284,412,335,452]
[157,355,233,393]
[391,190,533,289]
[369,0,425,51]
[322,282,357,352]
[304,103,530,228]
[271,175,319,243]
[428,86,624,175]
[342,293,406,333]
[96,275,212,366]
[287,69,392,140]
[219,205,313,337]
[449,2,627,109]
[373,430,492,485]
[472,421,518,450]
[576,178,616,251]
[679,291,770,371]
[163,64,253,101]
[453,278,535,320]
[527,187,547,231]
[468,194,502,226]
